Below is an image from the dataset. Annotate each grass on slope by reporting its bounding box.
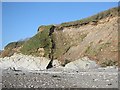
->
[1,41,25,57]
[20,25,54,57]
[56,7,119,29]
[5,41,25,50]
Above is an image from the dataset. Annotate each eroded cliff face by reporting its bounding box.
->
[53,17,118,65]
[2,7,119,66]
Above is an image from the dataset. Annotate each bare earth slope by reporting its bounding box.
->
[54,17,118,65]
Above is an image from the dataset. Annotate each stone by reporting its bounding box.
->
[0,54,51,71]
[39,58,51,70]
[38,48,45,56]
[65,57,98,70]
[52,60,61,68]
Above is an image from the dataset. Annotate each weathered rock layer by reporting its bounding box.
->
[0,53,51,70]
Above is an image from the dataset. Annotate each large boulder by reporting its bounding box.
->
[65,57,98,70]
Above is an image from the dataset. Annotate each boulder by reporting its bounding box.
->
[65,57,98,70]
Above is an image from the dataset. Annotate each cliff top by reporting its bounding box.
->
[38,7,119,31]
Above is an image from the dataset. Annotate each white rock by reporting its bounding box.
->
[39,58,51,70]
[65,57,98,70]
[0,54,51,71]
[27,61,40,70]
[52,60,61,68]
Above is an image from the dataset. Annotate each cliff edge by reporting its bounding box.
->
[2,7,119,67]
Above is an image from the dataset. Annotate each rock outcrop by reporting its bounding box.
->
[1,54,99,70]
[65,57,98,70]
[0,53,51,70]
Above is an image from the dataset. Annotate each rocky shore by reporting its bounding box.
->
[2,68,118,88]
[0,53,99,71]
[0,54,118,88]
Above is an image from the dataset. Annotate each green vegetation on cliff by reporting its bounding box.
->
[56,7,119,29]
[3,7,119,67]
[1,41,25,57]
[5,41,25,50]
[20,25,54,58]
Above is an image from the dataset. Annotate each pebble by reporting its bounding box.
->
[1,54,118,88]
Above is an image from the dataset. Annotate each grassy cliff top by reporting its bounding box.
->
[4,41,25,50]
[57,7,119,28]
[37,7,119,31]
